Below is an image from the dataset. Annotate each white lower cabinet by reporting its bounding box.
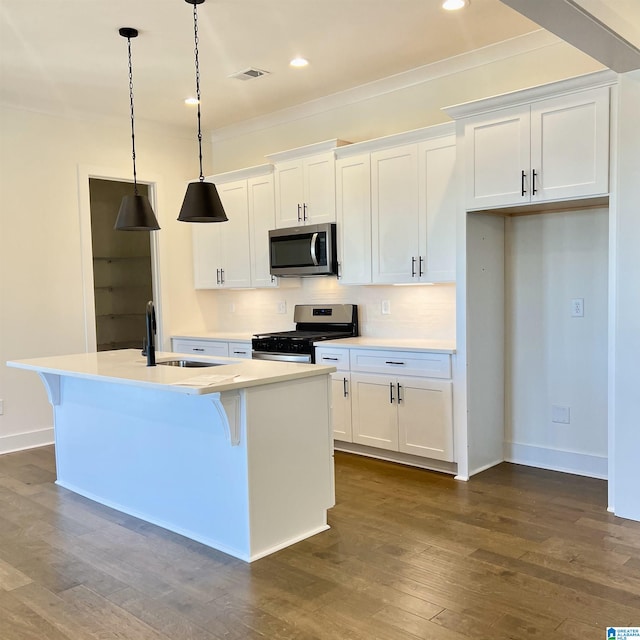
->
[329,372,352,442]
[316,346,352,442]
[316,345,454,462]
[351,373,453,461]
[172,338,252,359]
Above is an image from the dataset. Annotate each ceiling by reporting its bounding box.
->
[1,1,638,134]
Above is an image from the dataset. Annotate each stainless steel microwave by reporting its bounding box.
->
[269,223,337,277]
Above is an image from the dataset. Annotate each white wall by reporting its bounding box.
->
[505,208,609,478]
[0,107,201,453]
[210,35,602,172]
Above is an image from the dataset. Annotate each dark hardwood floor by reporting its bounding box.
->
[0,446,638,639]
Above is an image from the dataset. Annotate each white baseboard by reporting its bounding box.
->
[0,427,54,455]
[334,441,458,476]
[505,441,607,479]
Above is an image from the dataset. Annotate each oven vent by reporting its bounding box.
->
[229,67,270,81]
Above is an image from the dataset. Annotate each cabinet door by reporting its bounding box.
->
[274,160,305,228]
[371,144,421,283]
[248,173,277,288]
[464,105,530,210]
[397,377,453,461]
[192,223,223,289]
[336,153,372,284]
[419,136,457,282]
[303,153,337,225]
[217,181,251,288]
[531,87,609,202]
[330,372,352,442]
[351,373,398,451]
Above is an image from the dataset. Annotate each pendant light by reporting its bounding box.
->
[178,0,228,223]
[114,27,160,231]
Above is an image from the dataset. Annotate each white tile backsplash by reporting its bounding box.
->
[194,278,456,340]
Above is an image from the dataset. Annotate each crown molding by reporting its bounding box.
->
[211,30,561,142]
[443,68,617,119]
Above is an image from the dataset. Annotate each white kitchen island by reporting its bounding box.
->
[7,349,336,562]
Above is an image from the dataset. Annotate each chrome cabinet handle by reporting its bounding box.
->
[297,203,302,222]
[193,347,205,352]
[303,203,308,221]
[343,377,348,397]
[532,169,538,195]
[216,268,220,285]
[397,383,403,403]
[220,268,225,284]
[385,361,405,365]
[322,356,339,361]
[389,382,395,404]
[411,256,417,277]
[419,256,424,277]
[521,170,527,197]
[233,350,247,355]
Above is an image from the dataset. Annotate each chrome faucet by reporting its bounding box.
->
[142,300,156,367]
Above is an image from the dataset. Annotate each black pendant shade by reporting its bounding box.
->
[116,194,161,231]
[178,181,228,223]
[114,27,160,232]
[178,0,228,224]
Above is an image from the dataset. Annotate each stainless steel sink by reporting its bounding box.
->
[157,359,222,368]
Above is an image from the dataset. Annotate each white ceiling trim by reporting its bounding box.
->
[211,29,560,142]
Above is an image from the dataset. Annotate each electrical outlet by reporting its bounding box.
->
[0,399,4,415]
[277,301,287,314]
[381,300,391,315]
[571,298,584,317]
[552,404,570,424]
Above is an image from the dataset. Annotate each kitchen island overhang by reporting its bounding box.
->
[7,350,337,562]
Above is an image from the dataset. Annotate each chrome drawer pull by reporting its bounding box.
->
[322,356,339,361]
[385,361,405,365]
[193,348,205,352]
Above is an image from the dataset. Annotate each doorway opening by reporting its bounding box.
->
[89,178,154,351]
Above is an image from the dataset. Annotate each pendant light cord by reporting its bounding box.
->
[192,2,205,182]
[126,35,139,196]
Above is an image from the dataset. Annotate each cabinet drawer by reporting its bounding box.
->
[315,347,350,370]
[172,339,228,358]
[228,341,251,359]
[350,349,451,378]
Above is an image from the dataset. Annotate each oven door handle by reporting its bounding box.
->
[310,232,320,266]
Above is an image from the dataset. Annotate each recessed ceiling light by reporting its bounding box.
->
[290,57,309,68]
[184,97,199,105]
[442,0,468,10]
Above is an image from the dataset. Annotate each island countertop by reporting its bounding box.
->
[7,349,336,396]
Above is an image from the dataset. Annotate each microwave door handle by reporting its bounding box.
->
[310,232,320,266]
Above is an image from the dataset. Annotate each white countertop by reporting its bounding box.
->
[314,337,456,353]
[7,349,335,396]
[172,332,254,342]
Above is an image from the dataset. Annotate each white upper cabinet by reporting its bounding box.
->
[192,179,251,289]
[371,143,422,284]
[336,153,372,285]
[460,84,611,211]
[335,124,457,286]
[192,165,276,289]
[267,140,349,228]
[247,173,277,288]
[418,136,457,283]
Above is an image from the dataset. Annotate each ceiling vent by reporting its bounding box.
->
[229,68,270,81]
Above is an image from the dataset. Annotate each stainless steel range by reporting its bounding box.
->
[252,304,358,363]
